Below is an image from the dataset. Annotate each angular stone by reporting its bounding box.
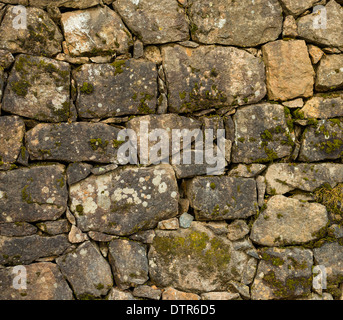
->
[3,55,71,122]
[127,114,202,164]
[262,40,315,101]
[201,292,240,300]
[129,230,155,244]
[0,165,67,223]
[315,54,343,91]
[297,1,343,51]
[69,164,179,236]
[298,119,343,162]
[228,164,267,178]
[314,242,343,283]
[31,0,100,9]
[300,93,343,119]
[149,222,253,292]
[26,122,121,163]
[0,234,70,265]
[68,225,88,244]
[61,6,132,56]
[279,0,322,15]
[265,163,343,194]
[186,176,257,220]
[56,241,113,299]
[251,195,328,246]
[114,0,189,45]
[188,0,282,47]
[282,98,304,109]
[227,220,250,241]
[162,45,266,113]
[162,287,200,300]
[179,213,194,229]
[133,285,162,300]
[157,218,179,230]
[108,239,148,289]
[0,6,62,57]
[37,220,70,235]
[0,50,14,69]
[256,176,267,207]
[308,45,324,64]
[251,247,313,300]
[73,60,157,119]
[0,222,37,237]
[91,164,118,176]
[282,15,298,38]
[0,262,73,300]
[0,116,25,167]
[66,162,93,186]
[107,287,136,300]
[88,231,117,242]
[231,103,295,163]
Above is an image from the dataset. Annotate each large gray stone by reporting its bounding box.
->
[0,222,37,237]
[188,0,283,47]
[0,116,25,167]
[0,234,70,265]
[0,6,63,57]
[265,163,343,194]
[26,122,121,163]
[114,0,189,44]
[56,241,113,299]
[108,239,149,289]
[251,247,313,300]
[231,103,295,163]
[69,164,179,236]
[298,119,343,162]
[162,45,266,113]
[297,0,343,51]
[0,165,67,223]
[2,55,71,122]
[185,176,257,220]
[61,6,132,56]
[250,195,328,246]
[0,262,73,300]
[74,60,157,119]
[279,0,322,15]
[149,222,254,293]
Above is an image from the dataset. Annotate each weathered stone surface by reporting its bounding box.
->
[129,230,155,244]
[0,234,70,265]
[74,60,157,119]
[188,0,283,47]
[133,285,162,300]
[68,225,88,244]
[26,122,121,163]
[297,1,343,51]
[91,164,118,176]
[3,55,71,122]
[300,93,343,119]
[0,262,73,300]
[88,231,117,242]
[227,220,250,241]
[67,162,93,186]
[0,165,67,223]
[149,222,253,292]
[186,176,257,220]
[0,50,14,69]
[157,218,179,230]
[0,116,25,167]
[56,241,113,299]
[114,0,189,44]
[37,220,70,235]
[298,119,343,162]
[308,45,324,64]
[262,40,315,101]
[251,195,328,246]
[0,222,37,237]
[69,164,179,236]
[265,163,343,194]
[315,54,343,91]
[0,6,63,57]
[30,0,100,9]
[201,292,240,300]
[282,15,298,38]
[179,213,194,229]
[314,242,343,283]
[279,0,322,15]
[251,247,313,300]
[162,45,266,113]
[162,287,200,300]
[231,103,295,163]
[61,6,132,56]
[228,164,267,178]
[127,114,202,164]
[107,287,136,300]
[108,239,148,289]
[282,98,304,109]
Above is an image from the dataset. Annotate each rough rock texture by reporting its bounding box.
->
[262,40,315,101]
[300,94,343,119]
[279,0,322,15]
[162,45,266,113]
[251,195,328,246]
[188,0,283,47]
[315,55,343,92]
[69,164,179,235]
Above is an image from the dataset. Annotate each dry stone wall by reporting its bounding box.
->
[0,0,343,301]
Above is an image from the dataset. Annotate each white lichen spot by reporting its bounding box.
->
[158,182,167,193]
[171,191,177,198]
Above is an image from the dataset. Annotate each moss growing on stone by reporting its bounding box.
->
[11,80,32,97]
[80,82,94,94]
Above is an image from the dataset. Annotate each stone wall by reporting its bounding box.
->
[0,0,343,301]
